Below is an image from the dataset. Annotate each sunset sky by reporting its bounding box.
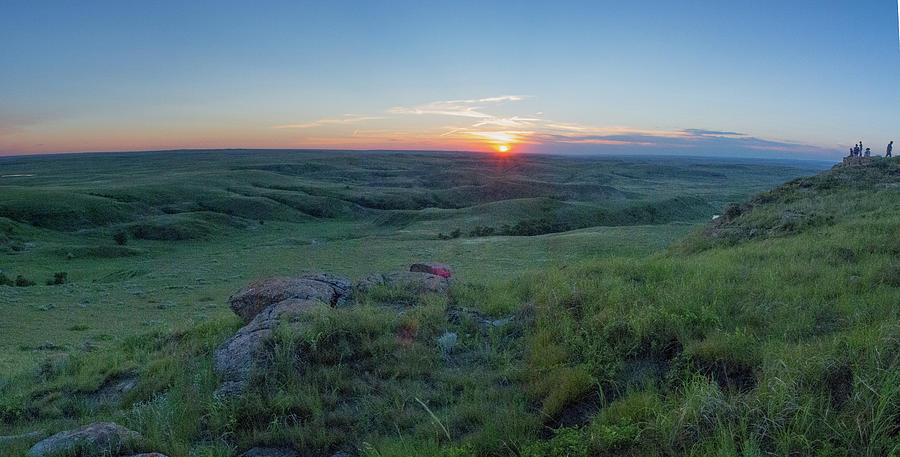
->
[1,1,898,158]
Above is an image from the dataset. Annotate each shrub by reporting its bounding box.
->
[450,228,462,238]
[521,426,589,457]
[468,225,495,237]
[113,231,128,245]
[502,219,571,236]
[55,246,143,259]
[0,272,13,286]
[15,275,35,287]
[47,272,67,285]
[723,203,743,220]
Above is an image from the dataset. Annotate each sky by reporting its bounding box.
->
[1,0,898,158]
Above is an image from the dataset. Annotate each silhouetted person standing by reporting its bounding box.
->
[865,147,871,157]
[887,141,893,157]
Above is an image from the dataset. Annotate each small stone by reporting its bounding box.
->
[36,341,60,350]
[437,332,458,353]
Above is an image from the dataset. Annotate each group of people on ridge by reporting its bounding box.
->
[849,140,892,158]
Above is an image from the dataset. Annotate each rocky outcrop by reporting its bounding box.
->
[356,271,449,295]
[215,298,327,396]
[228,274,352,323]
[28,422,142,457]
[835,156,873,168]
[216,266,449,397]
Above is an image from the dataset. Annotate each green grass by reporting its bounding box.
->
[2,150,865,456]
[0,151,812,372]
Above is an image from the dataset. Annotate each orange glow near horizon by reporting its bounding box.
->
[496,144,510,153]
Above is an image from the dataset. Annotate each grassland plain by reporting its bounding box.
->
[0,150,816,370]
[1,150,860,456]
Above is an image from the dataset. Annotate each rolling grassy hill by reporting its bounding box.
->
[0,150,816,372]
[0,150,814,238]
[2,150,872,456]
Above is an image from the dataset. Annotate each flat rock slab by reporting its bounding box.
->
[28,422,141,457]
[0,429,45,443]
[357,271,449,295]
[215,299,327,397]
[228,274,351,323]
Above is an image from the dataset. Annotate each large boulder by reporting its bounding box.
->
[215,298,327,396]
[28,422,141,457]
[228,274,352,322]
[357,271,449,295]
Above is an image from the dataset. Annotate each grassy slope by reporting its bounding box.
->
[0,151,854,456]
[0,151,812,372]
[523,159,900,456]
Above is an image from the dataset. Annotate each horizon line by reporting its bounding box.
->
[0,147,837,165]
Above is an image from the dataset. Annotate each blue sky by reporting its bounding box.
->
[1,0,898,158]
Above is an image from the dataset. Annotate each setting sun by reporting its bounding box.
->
[497,144,510,153]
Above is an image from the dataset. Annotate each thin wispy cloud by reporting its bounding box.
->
[274,115,383,129]
[682,128,747,137]
[272,94,833,157]
[543,122,688,138]
[472,116,541,128]
[388,95,528,119]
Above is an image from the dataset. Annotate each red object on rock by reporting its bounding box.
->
[410,262,452,278]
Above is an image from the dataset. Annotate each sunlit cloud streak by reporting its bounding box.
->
[270,95,838,158]
[472,116,541,128]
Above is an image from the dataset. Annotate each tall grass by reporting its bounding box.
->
[4,154,895,456]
